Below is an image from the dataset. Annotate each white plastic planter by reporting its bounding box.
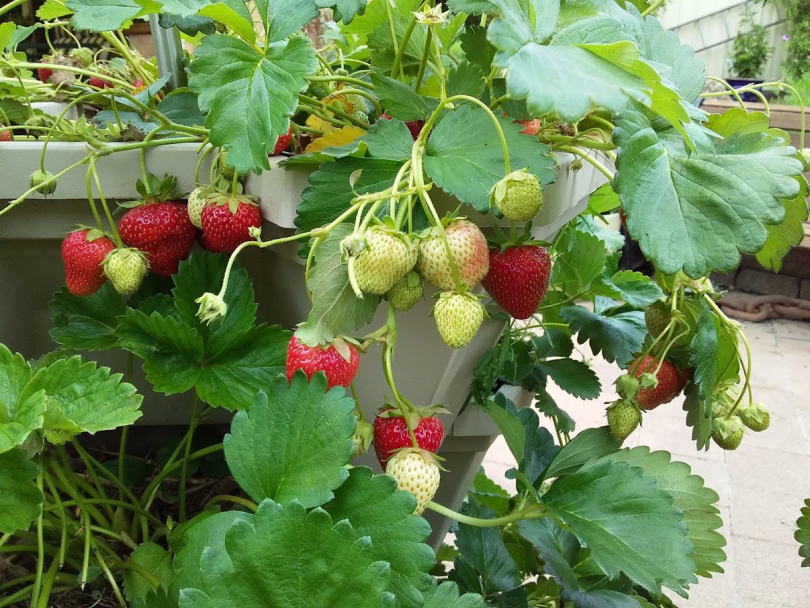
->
[0,141,605,549]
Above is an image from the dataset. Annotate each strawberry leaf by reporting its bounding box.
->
[123,543,176,605]
[796,499,810,567]
[539,358,601,401]
[324,467,435,608]
[0,448,43,534]
[446,61,486,99]
[615,106,804,277]
[543,427,620,479]
[542,459,696,595]
[363,118,416,161]
[560,305,646,366]
[225,379,356,508]
[592,270,665,309]
[295,225,381,346]
[595,447,726,578]
[177,500,395,608]
[189,33,317,175]
[551,228,608,296]
[316,0,367,24]
[423,105,556,212]
[370,69,438,121]
[65,0,158,31]
[447,0,496,14]
[50,282,126,351]
[755,176,810,272]
[422,582,486,608]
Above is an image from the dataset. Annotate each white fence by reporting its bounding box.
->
[658,0,789,81]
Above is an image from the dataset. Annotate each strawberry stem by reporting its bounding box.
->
[90,162,123,247]
[179,394,200,524]
[427,500,547,527]
[556,146,615,182]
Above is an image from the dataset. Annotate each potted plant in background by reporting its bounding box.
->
[0,0,809,606]
[728,6,774,101]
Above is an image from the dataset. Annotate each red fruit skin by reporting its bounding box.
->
[272,128,293,155]
[0,127,11,142]
[88,77,113,89]
[518,119,541,136]
[373,409,444,470]
[379,113,423,141]
[38,67,53,83]
[200,202,262,254]
[630,355,688,410]
[481,245,551,320]
[133,78,145,90]
[285,336,360,390]
[119,202,197,277]
[61,230,116,296]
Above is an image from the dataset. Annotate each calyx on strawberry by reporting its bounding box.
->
[490,169,544,221]
[373,406,446,470]
[285,335,360,390]
[61,228,116,296]
[29,170,57,195]
[739,402,770,432]
[482,244,551,320]
[118,174,197,277]
[351,418,374,458]
[347,225,417,296]
[432,291,485,349]
[711,415,744,450]
[386,448,441,515]
[417,218,489,291]
[625,355,688,410]
[199,192,263,253]
[103,247,149,296]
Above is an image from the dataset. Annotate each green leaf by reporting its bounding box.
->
[21,356,142,439]
[446,61,486,98]
[543,460,696,594]
[341,0,420,37]
[225,377,356,508]
[551,229,608,296]
[50,283,126,351]
[0,23,15,50]
[593,270,665,309]
[596,447,726,578]
[614,106,804,277]
[317,0,367,24]
[588,183,621,214]
[796,498,810,567]
[690,302,739,406]
[455,501,522,593]
[156,91,206,127]
[131,586,175,608]
[0,344,32,413]
[295,224,381,345]
[189,34,317,174]
[65,0,157,30]
[124,543,176,605]
[448,0,496,14]
[535,389,576,435]
[37,0,73,19]
[324,467,435,608]
[756,178,810,271]
[423,105,556,212]
[476,395,525,463]
[255,0,319,42]
[518,518,580,590]
[544,426,620,479]
[197,3,256,44]
[178,500,395,608]
[682,382,711,451]
[117,310,205,395]
[422,581,486,608]
[517,407,559,485]
[362,117,416,161]
[460,26,496,74]
[295,156,404,234]
[0,449,43,534]
[561,305,646,366]
[540,358,601,400]
[369,69,439,121]
[0,392,47,455]
[469,468,511,515]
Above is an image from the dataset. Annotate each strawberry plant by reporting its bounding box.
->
[0,0,809,606]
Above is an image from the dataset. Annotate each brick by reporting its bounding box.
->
[801,279,810,301]
[711,270,737,289]
[735,269,800,297]
[777,246,810,281]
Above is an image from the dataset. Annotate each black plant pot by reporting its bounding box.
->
[726,77,765,103]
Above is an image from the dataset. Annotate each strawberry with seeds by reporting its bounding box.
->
[0,126,11,142]
[272,128,293,155]
[433,291,485,349]
[386,448,441,515]
[627,355,688,410]
[482,244,551,320]
[61,229,116,296]
[200,192,262,254]
[286,336,360,390]
[418,218,489,291]
[373,407,445,470]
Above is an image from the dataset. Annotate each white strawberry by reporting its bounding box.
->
[187,185,214,229]
[351,226,417,295]
[103,248,149,296]
[386,448,441,515]
[417,219,489,291]
[432,291,485,349]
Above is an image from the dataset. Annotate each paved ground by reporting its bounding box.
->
[482,318,810,607]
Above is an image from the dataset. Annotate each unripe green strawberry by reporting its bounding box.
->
[489,169,543,221]
[351,418,374,458]
[103,248,149,295]
[739,402,770,432]
[217,150,236,182]
[711,415,744,450]
[343,93,367,113]
[352,227,417,295]
[187,185,214,229]
[644,301,671,338]
[352,109,369,123]
[386,448,441,515]
[433,291,484,349]
[418,219,489,291]
[388,271,423,311]
[800,148,810,171]
[29,170,57,195]
[607,401,641,442]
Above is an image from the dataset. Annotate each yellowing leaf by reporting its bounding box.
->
[305,126,365,153]
[306,114,336,133]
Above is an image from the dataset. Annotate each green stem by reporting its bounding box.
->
[307,75,373,89]
[203,495,258,512]
[94,542,126,607]
[112,560,161,588]
[99,31,151,85]
[142,443,224,508]
[641,0,665,17]
[391,13,418,79]
[42,470,68,568]
[427,501,547,527]
[0,584,35,608]
[84,159,107,232]
[414,27,433,93]
[34,558,61,608]
[91,164,123,246]
[779,82,806,149]
[335,87,383,114]
[556,146,615,181]
[0,0,28,18]
[30,474,46,607]
[46,499,164,529]
[385,0,400,59]
[180,394,200,523]
[9,62,133,89]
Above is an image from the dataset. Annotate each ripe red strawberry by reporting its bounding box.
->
[38,66,53,84]
[133,78,145,91]
[119,202,197,277]
[0,126,11,142]
[272,128,293,155]
[285,336,360,390]
[61,229,116,296]
[518,119,540,136]
[373,408,444,470]
[88,77,113,89]
[379,113,424,141]
[482,245,551,320]
[629,355,688,410]
[199,193,262,253]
